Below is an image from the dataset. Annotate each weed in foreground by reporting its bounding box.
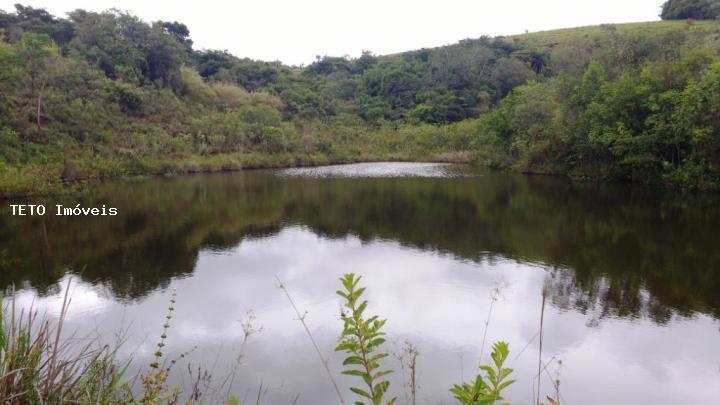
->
[336,273,395,405]
[0,280,133,403]
[0,273,523,404]
[450,341,515,405]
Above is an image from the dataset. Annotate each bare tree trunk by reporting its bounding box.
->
[36,75,47,130]
[36,90,43,129]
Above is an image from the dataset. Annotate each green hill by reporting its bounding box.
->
[1,4,719,194]
[512,20,717,44]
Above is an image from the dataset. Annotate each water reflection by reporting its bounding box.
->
[2,164,718,319]
[1,163,720,403]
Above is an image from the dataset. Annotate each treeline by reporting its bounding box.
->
[1,3,720,192]
[473,33,720,188]
[0,5,297,154]
[661,0,720,20]
[0,3,551,126]
[0,4,480,195]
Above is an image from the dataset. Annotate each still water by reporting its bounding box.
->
[1,162,719,404]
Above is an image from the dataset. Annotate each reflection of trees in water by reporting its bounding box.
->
[1,169,718,320]
[0,173,288,300]
[544,267,674,326]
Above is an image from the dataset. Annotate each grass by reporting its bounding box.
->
[510,20,720,46]
[0,281,243,404]
[0,281,132,403]
[0,120,476,198]
[0,153,354,198]
[384,19,720,59]
[0,149,475,198]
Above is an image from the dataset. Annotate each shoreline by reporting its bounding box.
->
[0,151,475,199]
[3,150,715,199]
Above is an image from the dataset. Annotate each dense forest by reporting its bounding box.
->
[1,1,720,195]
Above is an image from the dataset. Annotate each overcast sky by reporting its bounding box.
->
[1,0,666,65]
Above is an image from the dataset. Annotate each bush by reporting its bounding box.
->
[179,67,218,107]
[0,127,22,164]
[211,82,250,111]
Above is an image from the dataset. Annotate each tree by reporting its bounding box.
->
[146,22,187,85]
[68,9,146,82]
[159,20,192,51]
[15,32,57,130]
[305,55,351,76]
[192,50,236,78]
[0,43,19,125]
[68,10,186,86]
[281,87,335,120]
[660,0,720,20]
[490,58,533,98]
[12,4,75,46]
[354,50,377,73]
[676,62,720,167]
[428,45,495,91]
[409,91,468,124]
[362,60,424,111]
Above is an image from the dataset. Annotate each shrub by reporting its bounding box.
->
[180,67,218,107]
[211,82,251,111]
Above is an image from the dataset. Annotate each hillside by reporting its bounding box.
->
[512,20,718,45]
[1,4,719,195]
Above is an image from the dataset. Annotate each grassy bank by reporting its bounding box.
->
[0,151,472,198]
[0,119,475,198]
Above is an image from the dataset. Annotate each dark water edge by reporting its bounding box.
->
[0,152,476,199]
[1,163,719,404]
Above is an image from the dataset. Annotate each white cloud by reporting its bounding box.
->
[0,0,665,65]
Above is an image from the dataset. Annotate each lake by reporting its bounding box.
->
[1,162,719,404]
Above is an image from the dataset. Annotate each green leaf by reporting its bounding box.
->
[370,338,386,347]
[343,356,365,366]
[362,372,373,387]
[342,370,367,377]
[472,375,486,392]
[498,379,515,391]
[355,300,368,317]
[349,387,372,399]
[374,369,393,378]
[335,342,356,351]
[479,364,495,377]
[369,353,388,362]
